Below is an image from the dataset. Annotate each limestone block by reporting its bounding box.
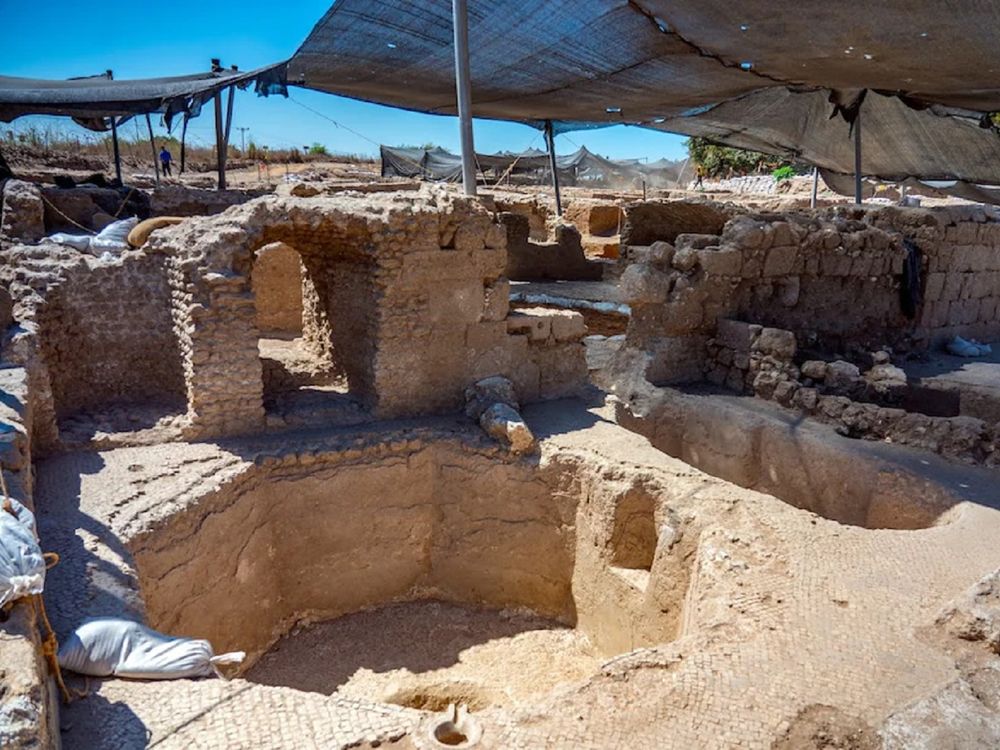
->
[0,180,44,243]
[716,319,755,353]
[924,272,946,302]
[675,233,719,250]
[482,279,510,322]
[619,263,672,305]
[647,240,675,268]
[754,328,796,360]
[479,402,536,454]
[453,221,487,253]
[507,310,551,341]
[801,361,827,380]
[722,216,767,250]
[699,247,742,276]
[937,569,1000,650]
[532,342,587,400]
[824,360,862,390]
[671,247,699,272]
[548,310,586,341]
[465,375,520,419]
[764,245,798,277]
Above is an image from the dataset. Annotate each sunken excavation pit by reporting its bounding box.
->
[6,187,1000,748]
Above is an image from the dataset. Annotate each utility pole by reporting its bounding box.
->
[236,127,250,155]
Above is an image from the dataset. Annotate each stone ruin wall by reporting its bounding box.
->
[0,363,60,749]
[252,242,305,335]
[36,255,186,419]
[0,245,187,453]
[0,189,589,451]
[501,212,604,282]
[621,203,1000,385]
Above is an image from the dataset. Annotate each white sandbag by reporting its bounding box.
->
[89,217,138,253]
[48,233,92,251]
[3,496,37,539]
[947,336,992,358]
[58,617,245,680]
[0,510,45,607]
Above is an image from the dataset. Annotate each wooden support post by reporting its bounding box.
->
[854,113,863,205]
[451,0,477,196]
[214,92,226,190]
[145,113,159,185]
[110,119,122,184]
[811,166,819,208]
[544,120,563,216]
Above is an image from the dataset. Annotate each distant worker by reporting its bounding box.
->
[694,164,706,190]
[159,145,173,177]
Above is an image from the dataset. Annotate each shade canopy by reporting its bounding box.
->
[0,63,288,131]
[289,0,1000,186]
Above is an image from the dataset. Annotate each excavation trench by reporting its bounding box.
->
[127,441,694,711]
[618,387,966,531]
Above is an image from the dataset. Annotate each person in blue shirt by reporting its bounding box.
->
[159,145,173,176]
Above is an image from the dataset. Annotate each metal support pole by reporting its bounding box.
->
[145,113,159,185]
[853,113,863,205]
[214,92,226,190]
[452,0,477,196]
[544,120,563,216]
[180,115,188,174]
[810,166,819,208]
[110,119,122,184]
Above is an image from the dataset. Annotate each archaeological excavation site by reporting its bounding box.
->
[4,2,1000,749]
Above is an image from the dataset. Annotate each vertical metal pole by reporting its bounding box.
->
[853,113,863,205]
[180,115,188,174]
[214,92,226,190]
[110,119,122,184]
[810,166,819,208]
[452,0,477,196]
[544,120,563,217]
[145,113,159,185]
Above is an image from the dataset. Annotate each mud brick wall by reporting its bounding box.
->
[252,242,304,335]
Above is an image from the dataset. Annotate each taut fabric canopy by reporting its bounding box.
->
[0,63,288,131]
[289,0,1000,186]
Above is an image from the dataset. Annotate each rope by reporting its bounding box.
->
[491,132,542,187]
[287,95,434,177]
[38,194,97,235]
[0,469,80,703]
[112,186,140,219]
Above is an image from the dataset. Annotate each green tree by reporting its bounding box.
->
[308,142,329,155]
[686,137,783,177]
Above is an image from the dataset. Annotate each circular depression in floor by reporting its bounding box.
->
[244,599,601,710]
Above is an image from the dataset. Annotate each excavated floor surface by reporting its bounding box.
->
[33,398,1000,748]
[246,600,600,710]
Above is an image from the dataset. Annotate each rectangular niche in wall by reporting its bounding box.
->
[253,241,370,429]
[608,485,658,591]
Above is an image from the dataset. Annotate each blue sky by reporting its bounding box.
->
[0,0,689,161]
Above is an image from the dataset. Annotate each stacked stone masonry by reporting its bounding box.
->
[0,189,591,449]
